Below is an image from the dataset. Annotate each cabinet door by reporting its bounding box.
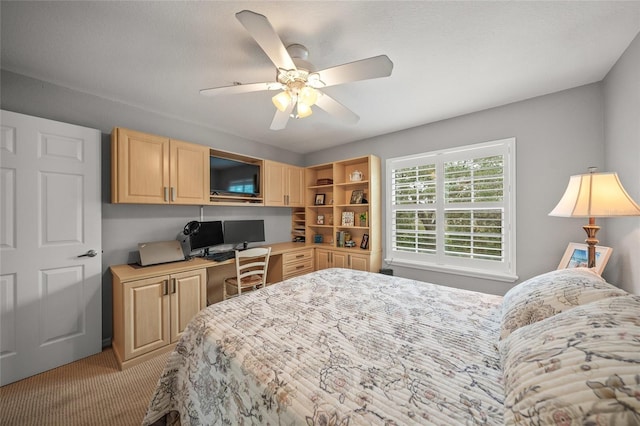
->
[349,253,370,271]
[170,139,210,204]
[315,248,331,270]
[331,251,349,269]
[113,128,170,204]
[123,276,170,360]
[286,166,305,207]
[170,269,207,342]
[264,161,286,206]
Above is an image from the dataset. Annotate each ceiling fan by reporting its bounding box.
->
[200,10,394,130]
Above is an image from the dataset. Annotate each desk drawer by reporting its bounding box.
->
[283,249,313,264]
[283,259,314,279]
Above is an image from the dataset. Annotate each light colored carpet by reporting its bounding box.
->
[0,348,170,426]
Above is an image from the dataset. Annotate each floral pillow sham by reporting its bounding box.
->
[500,295,640,425]
[500,268,627,339]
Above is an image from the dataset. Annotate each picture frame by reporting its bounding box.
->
[360,233,369,249]
[341,211,355,226]
[314,193,325,205]
[350,189,364,204]
[557,242,612,275]
[317,214,324,225]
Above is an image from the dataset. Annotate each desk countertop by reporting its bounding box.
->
[110,241,311,282]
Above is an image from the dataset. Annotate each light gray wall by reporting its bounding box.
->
[1,70,303,344]
[603,33,640,294]
[305,83,606,296]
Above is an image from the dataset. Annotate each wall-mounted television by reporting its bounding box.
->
[210,156,260,197]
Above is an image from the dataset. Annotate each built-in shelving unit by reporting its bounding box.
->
[291,207,306,242]
[305,155,381,272]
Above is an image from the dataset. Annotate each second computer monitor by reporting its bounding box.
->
[224,219,265,250]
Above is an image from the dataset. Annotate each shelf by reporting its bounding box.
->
[335,180,369,187]
[308,184,334,190]
[210,194,263,203]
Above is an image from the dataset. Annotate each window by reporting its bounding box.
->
[386,138,517,281]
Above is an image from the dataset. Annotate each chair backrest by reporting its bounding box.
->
[234,247,271,286]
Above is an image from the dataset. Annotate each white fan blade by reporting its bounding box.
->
[200,82,281,96]
[236,10,296,71]
[316,55,393,88]
[270,102,294,130]
[315,93,360,124]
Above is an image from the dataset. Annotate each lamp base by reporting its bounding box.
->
[583,217,600,269]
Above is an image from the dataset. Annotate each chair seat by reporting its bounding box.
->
[224,275,264,290]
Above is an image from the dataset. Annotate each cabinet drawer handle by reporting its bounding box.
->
[163,280,168,296]
[164,187,169,202]
[296,254,304,258]
[171,187,176,202]
[171,278,176,294]
[296,265,304,270]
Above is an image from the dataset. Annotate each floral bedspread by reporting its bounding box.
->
[142,268,505,425]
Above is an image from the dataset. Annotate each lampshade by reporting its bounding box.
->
[299,86,319,106]
[272,91,291,112]
[549,171,640,218]
[296,101,313,118]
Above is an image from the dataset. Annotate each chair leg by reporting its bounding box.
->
[223,282,227,301]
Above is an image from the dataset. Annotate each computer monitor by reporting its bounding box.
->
[224,220,265,250]
[189,221,224,255]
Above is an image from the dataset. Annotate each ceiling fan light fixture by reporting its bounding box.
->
[296,101,313,118]
[299,86,319,106]
[272,91,291,112]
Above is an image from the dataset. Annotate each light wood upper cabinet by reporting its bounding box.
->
[111,128,209,204]
[264,160,304,207]
[170,139,210,204]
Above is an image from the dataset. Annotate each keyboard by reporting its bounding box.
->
[207,251,235,262]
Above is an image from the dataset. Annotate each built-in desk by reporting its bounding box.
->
[110,241,311,369]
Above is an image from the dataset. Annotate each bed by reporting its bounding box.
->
[142,267,640,425]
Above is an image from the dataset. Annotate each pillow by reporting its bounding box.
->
[500,268,627,339]
[500,295,640,426]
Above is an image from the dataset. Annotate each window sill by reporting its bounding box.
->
[384,258,519,282]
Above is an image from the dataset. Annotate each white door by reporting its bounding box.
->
[0,110,102,386]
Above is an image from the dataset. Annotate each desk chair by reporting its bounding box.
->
[223,247,271,300]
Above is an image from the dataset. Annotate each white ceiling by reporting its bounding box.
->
[2,1,639,154]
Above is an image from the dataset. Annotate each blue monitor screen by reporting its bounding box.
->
[224,220,265,249]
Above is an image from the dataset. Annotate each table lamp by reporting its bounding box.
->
[549,167,640,268]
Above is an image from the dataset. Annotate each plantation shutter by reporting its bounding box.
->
[386,138,517,281]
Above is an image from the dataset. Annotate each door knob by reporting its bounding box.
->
[78,249,98,258]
